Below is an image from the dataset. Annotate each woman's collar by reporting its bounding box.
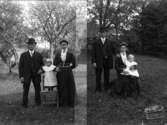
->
[61,48,68,53]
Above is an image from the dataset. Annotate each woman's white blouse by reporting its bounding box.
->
[61,49,68,62]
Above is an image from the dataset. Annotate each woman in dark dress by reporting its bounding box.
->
[114,42,132,97]
[113,42,140,98]
[53,40,76,107]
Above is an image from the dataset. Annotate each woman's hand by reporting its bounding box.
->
[20,77,24,84]
[69,63,73,67]
[123,69,129,74]
[93,63,96,68]
[56,67,60,72]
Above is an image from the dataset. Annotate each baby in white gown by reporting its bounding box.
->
[42,58,57,91]
[121,54,139,78]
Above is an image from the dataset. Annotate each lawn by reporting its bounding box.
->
[87,55,167,125]
[0,59,86,125]
[1,54,167,125]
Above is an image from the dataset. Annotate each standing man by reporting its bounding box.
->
[92,29,115,92]
[19,38,43,108]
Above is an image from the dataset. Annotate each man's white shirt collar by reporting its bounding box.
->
[29,50,34,56]
[100,37,106,44]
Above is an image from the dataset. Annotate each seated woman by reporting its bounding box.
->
[111,43,140,98]
[53,40,76,107]
[121,54,140,97]
[113,42,130,97]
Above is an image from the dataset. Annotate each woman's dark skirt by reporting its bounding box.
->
[110,75,140,98]
[56,67,76,107]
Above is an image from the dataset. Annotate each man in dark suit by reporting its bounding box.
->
[92,29,115,92]
[19,38,43,108]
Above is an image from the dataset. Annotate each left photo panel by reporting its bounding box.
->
[0,0,87,125]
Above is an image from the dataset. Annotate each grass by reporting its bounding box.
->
[1,54,167,125]
[87,55,167,125]
[0,60,86,125]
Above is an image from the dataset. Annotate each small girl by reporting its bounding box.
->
[42,58,57,91]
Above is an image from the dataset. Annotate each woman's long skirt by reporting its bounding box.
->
[112,75,140,97]
[56,67,76,107]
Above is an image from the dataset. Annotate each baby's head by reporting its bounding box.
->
[45,58,52,66]
[128,54,135,62]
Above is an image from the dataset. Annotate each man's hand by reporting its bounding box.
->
[93,63,96,68]
[20,77,24,84]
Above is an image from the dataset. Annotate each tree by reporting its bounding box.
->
[0,1,27,72]
[88,0,148,41]
[29,1,76,59]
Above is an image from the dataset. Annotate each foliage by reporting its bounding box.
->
[88,0,146,40]
[139,0,167,56]
[0,1,30,72]
[29,1,76,58]
[0,1,29,47]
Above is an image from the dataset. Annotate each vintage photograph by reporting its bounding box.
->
[87,0,167,125]
[0,0,87,125]
[1,0,167,125]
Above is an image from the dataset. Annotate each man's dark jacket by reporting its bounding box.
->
[19,51,43,81]
[92,38,115,69]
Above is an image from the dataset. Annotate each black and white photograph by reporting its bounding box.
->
[1,0,167,125]
[87,0,167,125]
[0,0,87,125]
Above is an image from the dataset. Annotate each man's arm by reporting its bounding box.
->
[18,54,24,79]
[91,42,96,67]
[37,53,44,74]
[108,40,116,56]
[53,53,59,67]
[18,54,25,83]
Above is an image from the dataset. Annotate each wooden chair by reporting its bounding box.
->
[40,74,59,107]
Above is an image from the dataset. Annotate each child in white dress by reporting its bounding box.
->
[42,58,57,91]
[121,54,139,78]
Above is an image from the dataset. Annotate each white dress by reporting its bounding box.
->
[122,61,139,77]
[42,65,57,87]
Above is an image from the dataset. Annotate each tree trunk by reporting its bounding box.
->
[50,42,54,61]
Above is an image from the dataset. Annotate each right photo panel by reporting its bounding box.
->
[87,0,167,125]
